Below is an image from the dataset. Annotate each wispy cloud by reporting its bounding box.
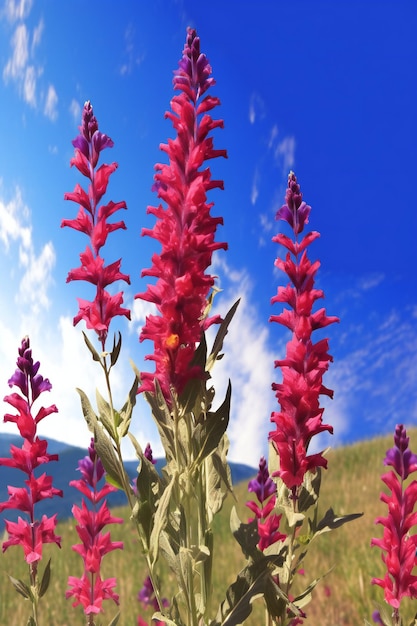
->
[0,185,55,319]
[1,5,57,119]
[44,84,58,121]
[274,135,296,175]
[249,92,265,124]
[2,0,33,23]
[69,98,81,123]
[119,23,145,76]
[251,167,260,205]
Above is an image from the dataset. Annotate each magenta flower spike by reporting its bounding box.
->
[246,456,286,551]
[0,337,62,566]
[62,101,130,350]
[371,424,417,613]
[136,27,227,401]
[269,172,338,494]
[66,438,123,618]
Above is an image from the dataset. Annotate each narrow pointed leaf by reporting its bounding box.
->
[8,575,32,600]
[110,331,122,366]
[38,558,51,598]
[82,330,101,362]
[107,611,120,626]
[315,507,363,535]
[207,299,240,371]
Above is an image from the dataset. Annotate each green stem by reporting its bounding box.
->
[29,562,39,626]
[100,354,165,615]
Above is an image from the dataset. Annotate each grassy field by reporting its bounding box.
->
[0,428,416,625]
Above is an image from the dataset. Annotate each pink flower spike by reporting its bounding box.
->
[136,27,227,402]
[371,424,417,610]
[0,338,61,568]
[269,173,338,493]
[67,439,123,617]
[63,101,130,351]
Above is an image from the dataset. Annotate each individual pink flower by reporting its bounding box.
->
[62,100,130,349]
[371,424,417,614]
[66,438,123,618]
[269,172,338,494]
[0,337,62,566]
[136,27,227,401]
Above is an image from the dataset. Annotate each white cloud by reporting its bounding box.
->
[69,98,81,123]
[23,63,37,105]
[18,240,56,316]
[31,17,43,51]
[249,92,265,124]
[1,5,57,119]
[44,84,58,121]
[0,185,55,318]
[208,259,278,467]
[251,167,260,205]
[3,22,29,79]
[274,135,296,174]
[2,0,33,23]
[120,23,145,76]
[0,184,31,251]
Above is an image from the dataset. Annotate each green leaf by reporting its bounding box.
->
[230,507,260,561]
[107,611,121,626]
[298,468,322,513]
[118,374,139,438]
[214,558,270,626]
[205,441,232,523]
[207,299,240,372]
[82,330,101,362]
[77,387,99,434]
[149,472,178,566]
[93,425,126,490]
[38,558,51,598]
[197,381,231,462]
[96,388,116,438]
[144,380,176,464]
[110,332,122,367]
[152,614,179,626]
[314,507,363,536]
[8,575,32,600]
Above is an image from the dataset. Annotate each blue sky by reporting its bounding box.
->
[0,0,416,467]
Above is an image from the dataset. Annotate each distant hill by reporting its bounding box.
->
[0,433,255,524]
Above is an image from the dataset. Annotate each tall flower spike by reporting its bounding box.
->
[269,172,338,493]
[0,337,62,610]
[66,438,123,617]
[62,101,130,350]
[136,27,227,401]
[371,424,417,613]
